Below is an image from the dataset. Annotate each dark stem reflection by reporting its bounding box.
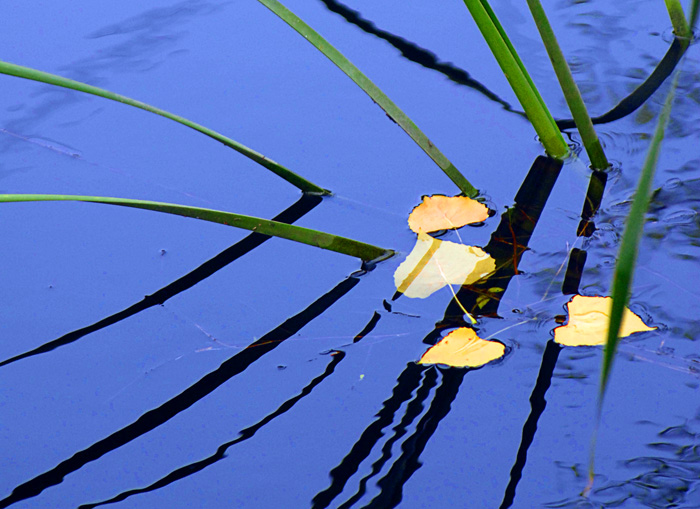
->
[501,165,610,506]
[319,0,687,130]
[0,275,359,508]
[80,306,385,507]
[0,194,322,368]
[499,340,562,509]
[313,155,563,508]
[317,0,523,116]
[79,351,347,509]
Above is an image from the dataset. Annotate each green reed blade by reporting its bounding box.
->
[462,0,569,159]
[0,61,328,195]
[0,194,394,262]
[256,0,478,197]
[587,72,679,489]
[599,73,677,405]
[690,0,699,32]
[526,0,609,170]
[477,0,562,137]
[665,0,691,38]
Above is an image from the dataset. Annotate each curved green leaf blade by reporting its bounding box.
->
[0,61,328,195]
[0,194,394,262]
[599,73,677,405]
[256,0,478,197]
[587,71,680,493]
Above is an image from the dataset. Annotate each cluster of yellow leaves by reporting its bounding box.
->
[396,196,657,369]
[395,195,504,368]
[395,195,494,300]
[418,296,656,368]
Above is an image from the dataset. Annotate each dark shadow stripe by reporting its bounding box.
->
[565,168,607,294]
[365,367,467,509]
[562,248,587,296]
[0,276,359,508]
[439,155,563,325]
[556,38,686,129]
[79,351,347,509]
[317,156,563,507]
[353,312,381,343]
[500,340,562,509]
[338,366,438,508]
[0,194,322,368]
[319,1,686,131]
[577,169,608,238]
[311,362,425,509]
[317,0,524,117]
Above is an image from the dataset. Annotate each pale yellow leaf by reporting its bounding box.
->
[408,195,489,234]
[394,232,495,298]
[419,328,505,367]
[554,295,656,347]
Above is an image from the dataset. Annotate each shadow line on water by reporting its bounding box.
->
[337,365,437,509]
[555,39,687,130]
[81,305,387,507]
[0,194,322,368]
[316,0,524,117]
[363,367,467,509]
[312,155,563,508]
[79,350,347,509]
[500,165,610,507]
[499,340,562,509]
[312,362,428,509]
[0,274,360,508]
[318,0,685,131]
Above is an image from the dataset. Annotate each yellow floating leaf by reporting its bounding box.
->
[419,328,505,368]
[554,295,657,347]
[408,195,489,233]
[394,232,495,298]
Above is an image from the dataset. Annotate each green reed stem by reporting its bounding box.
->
[0,194,395,262]
[462,0,569,159]
[257,0,477,197]
[588,71,679,488]
[478,0,562,136]
[690,0,699,31]
[599,72,677,405]
[526,0,609,170]
[0,61,328,195]
[664,0,691,38]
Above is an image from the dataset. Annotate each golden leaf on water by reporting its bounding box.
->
[419,328,505,367]
[394,232,495,299]
[408,195,489,234]
[554,295,656,347]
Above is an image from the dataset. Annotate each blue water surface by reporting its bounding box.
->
[1,0,699,507]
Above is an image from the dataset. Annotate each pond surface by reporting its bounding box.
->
[1,0,699,507]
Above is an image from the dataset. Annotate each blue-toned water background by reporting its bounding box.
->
[1,1,699,507]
